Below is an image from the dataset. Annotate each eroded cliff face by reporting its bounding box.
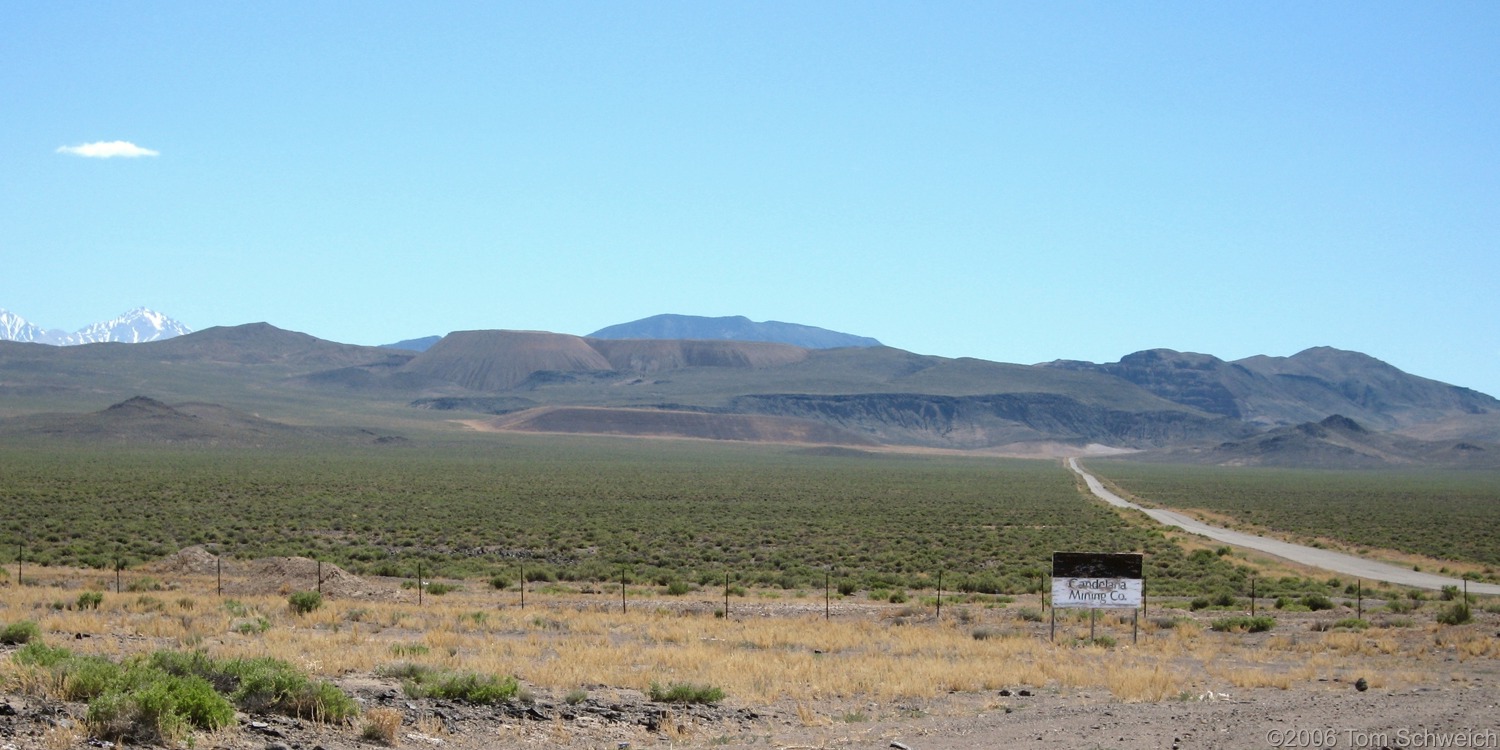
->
[729,392,1250,450]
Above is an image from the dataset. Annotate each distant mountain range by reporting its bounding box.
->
[1,317,1496,468]
[380,315,883,352]
[2,307,1496,466]
[588,314,882,349]
[0,307,192,345]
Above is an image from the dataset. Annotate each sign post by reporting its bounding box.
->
[1051,552,1145,643]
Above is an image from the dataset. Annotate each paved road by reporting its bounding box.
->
[1068,458,1500,595]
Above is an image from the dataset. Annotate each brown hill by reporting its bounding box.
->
[1131,414,1500,469]
[150,322,398,368]
[585,338,809,372]
[0,396,405,447]
[398,330,613,391]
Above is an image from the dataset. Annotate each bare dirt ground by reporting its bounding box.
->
[2,554,1498,750]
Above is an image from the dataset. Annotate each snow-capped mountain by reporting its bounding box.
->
[0,307,192,345]
[0,309,49,343]
[66,307,193,344]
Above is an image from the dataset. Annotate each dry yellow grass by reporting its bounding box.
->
[361,706,403,746]
[1,566,1477,709]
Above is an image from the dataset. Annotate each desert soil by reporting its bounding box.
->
[3,555,1497,750]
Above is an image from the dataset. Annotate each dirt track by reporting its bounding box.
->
[1070,458,1500,595]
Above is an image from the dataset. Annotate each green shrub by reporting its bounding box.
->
[1299,593,1334,611]
[403,670,519,704]
[377,662,435,681]
[1436,601,1473,626]
[649,682,725,704]
[425,582,457,596]
[1210,616,1276,633]
[0,620,41,644]
[665,580,691,596]
[77,591,104,610]
[1385,598,1414,614]
[488,575,511,590]
[13,642,73,667]
[1015,607,1043,623]
[1331,618,1370,630]
[564,688,588,705]
[287,590,322,615]
[523,567,556,583]
[58,655,124,701]
[971,626,1001,641]
[233,617,271,635]
[18,649,237,744]
[220,656,357,720]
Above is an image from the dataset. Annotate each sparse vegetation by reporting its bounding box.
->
[0,620,40,644]
[1210,616,1276,633]
[1300,593,1335,611]
[0,442,1251,595]
[287,590,323,614]
[1089,462,1500,572]
[9,645,352,741]
[362,706,403,746]
[1436,600,1473,626]
[649,681,725,705]
[400,669,520,704]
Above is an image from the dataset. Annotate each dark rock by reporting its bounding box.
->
[1355,678,1369,692]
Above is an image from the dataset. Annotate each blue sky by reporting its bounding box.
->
[4,3,1498,396]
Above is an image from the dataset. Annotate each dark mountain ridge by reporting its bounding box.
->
[588,314,882,349]
[1,322,1494,465]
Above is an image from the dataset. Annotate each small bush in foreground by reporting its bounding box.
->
[1210,616,1276,633]
[13,642,75,668]
[649,682,725,705]
[401,669,519,704]
[362,706,403,745]
[1299,593,1335,611]
[87,672,235,744]
[233,616,271,635]
[1437,601,1473,626]
[287,590,322,615]
[0,620,41,645]
[1331,617,1370,630]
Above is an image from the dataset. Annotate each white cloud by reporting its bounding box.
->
[56,140,160,158]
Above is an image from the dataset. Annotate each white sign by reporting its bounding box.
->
[1051,577,1143,609]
